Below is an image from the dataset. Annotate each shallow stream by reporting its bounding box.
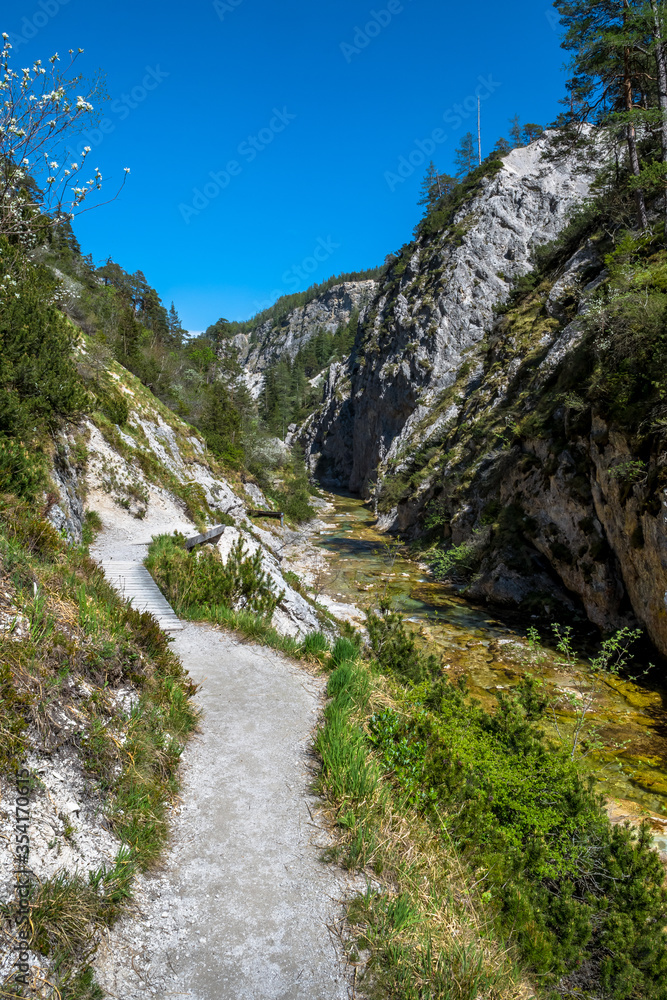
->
[314,491,667,844]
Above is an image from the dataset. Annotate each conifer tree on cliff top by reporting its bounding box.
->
[553,0,667,230]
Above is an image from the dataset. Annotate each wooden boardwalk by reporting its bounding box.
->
[101,560,183,632]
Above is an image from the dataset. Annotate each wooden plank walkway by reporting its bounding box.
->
[101,560,183,632]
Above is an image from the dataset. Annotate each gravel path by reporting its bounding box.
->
[91,498,355,999]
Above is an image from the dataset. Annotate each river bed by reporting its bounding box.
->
[312,490,667,845]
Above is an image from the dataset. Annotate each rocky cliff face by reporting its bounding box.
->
[232,280,377,377]
[304,135,595,491]
[299,134,667,655]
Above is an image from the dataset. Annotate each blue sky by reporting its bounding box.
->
[4,0,566,331]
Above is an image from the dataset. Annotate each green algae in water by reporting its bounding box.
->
[315,490,667,822]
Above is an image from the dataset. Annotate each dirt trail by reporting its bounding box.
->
[90,496,355,999]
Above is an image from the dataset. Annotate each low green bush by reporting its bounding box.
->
[145,532,284,619]
[95,386,129,426]
[429,536,481,581]
[0,435,46,499]
[366,599,439,683]
[365,612,667,995]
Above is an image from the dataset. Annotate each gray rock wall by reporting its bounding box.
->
[304,134,596,493]
[298,134,667,655]
[233,280,378,378]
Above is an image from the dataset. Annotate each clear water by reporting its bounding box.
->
[315,490,667,843]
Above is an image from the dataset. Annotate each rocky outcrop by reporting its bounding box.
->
[298,133,667,654]
[233,280,377,377]
[48,430,88,541]
[304,134,596,493]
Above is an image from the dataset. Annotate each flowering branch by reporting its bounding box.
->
[0,35,129,243]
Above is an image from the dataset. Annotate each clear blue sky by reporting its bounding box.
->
[4,0,566,331]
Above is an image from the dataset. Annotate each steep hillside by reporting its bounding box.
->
[48,343,327,638]
[232,279,377,400]
[297,133,667,654]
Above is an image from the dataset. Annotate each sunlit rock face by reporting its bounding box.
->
[232,280,377,374]
[299,134,667,656]
[305,134,596,494]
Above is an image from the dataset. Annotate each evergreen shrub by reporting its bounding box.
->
[366,609,667,995]
[145,532,283,619]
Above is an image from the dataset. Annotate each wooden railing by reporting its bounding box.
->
[183,510,284,550]
[184,524,228,550]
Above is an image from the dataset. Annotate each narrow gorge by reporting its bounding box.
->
[238,134,667,660]
[5,8,667,994]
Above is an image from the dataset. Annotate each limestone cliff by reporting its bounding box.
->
[232,280,377,381]
[299,134,667,655]
[303,135,594,490]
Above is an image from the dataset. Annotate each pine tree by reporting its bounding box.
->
[97,258,130,294]
[207,317,232,347]
[418,161,443,211]
[490,136,512,157]
[454,132,477,178]
[130,270,149,314]
[554,0,649,228]
[117,306,142,361]
[199,381,243,467]
[638,0,667,230]
[418,163,457,212]
[142,287,169,344]
[167,303,185,348]
[522,123,544,143]
[508,115,523,147]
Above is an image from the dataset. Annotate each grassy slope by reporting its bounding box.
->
[316,632,667,1000]
[0,498,199,999]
